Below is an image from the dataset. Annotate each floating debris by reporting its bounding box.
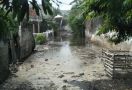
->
[58,75,64,78]
[45,59,48,61]
[31,65,34,68]
[63,80,68,83]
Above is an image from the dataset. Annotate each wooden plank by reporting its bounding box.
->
[126,65,132,68]
[102,56,113,61]
[105,68,113,75]
[105,59,113,64]
[113,66,132,69]
[115,67,132,69]
[103,51,113,57]
[109,50,132,53]
[114,55,132,58]
[105,62,113,68]
[106,71,113,78]
[114,62,126,64]
[102,54,113,59]
[114,58,130,61]
[114,61,126,64]
[114,66,126,69]
[105,68,113,77]
[104,64,113,71]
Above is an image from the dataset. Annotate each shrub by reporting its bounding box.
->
[0,9,18,39]
[35,33,46,44]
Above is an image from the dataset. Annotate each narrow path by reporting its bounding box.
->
[0,41,132,90]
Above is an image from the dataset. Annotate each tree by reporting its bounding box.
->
[0,0,56,38]
[0,9,18,39]
[68,3,85,38]
[0,0,53,23]
[78,0,132,44]
[52,8,62,17]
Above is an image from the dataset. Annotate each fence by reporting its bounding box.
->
[102,49,132,79]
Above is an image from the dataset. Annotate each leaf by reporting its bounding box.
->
[12,0,20,19]
[47,6,53,15]
[30,0,40,16]
[42,0,48,14]
[5,8,11,16]
[1,0,9,9]
[69,0,78,5]
[42,0,53,15]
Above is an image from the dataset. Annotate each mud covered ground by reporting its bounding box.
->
[0,41,132,90]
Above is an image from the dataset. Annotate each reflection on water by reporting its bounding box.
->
[1,36,132,90]
[34,36,98,75]
[41,40,86,72]
[70,36,86,46]
[0,36,112,90]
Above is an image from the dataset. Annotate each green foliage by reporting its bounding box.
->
[0,0,53,23]
[79,0,132,43]
[40,8,61,37]
[49,20,58,30]
[0,0,55,39]
[52,8,62,17]
[0,9,18,39]
[68,4,85,38]
[35,33,46,44]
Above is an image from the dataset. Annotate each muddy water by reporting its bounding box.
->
[0,39,131,90]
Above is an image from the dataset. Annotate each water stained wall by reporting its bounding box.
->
[85,17,132,51]
[0,41,10,84]
[0,21,35,84]
[19,23,35,60]
[85,16,103,40]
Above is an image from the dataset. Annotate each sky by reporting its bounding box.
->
[36,0,73,10]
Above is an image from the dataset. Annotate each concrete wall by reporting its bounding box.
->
[19,24,35,60]
[0,41,10,84]
[85,16,103,39]
[85,17,132,50]
[0,21,35,84]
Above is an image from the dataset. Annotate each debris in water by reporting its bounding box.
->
[84,62,87,64]
[31,65,34,68]
[71,73,84,78]
[62,85,67,89]
[79,73,84,76]
[56,64,60,66]
[45,59,48,61]
[71,75,80,78]
[50,82,55,87]
[63,72,75,74]
[63,80,68,83]
[58,75,64,78]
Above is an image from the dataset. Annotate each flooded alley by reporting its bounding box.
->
[0,39,132,90]
[1,0,132,90]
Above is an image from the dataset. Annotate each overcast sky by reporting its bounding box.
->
[36,0,73,10]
